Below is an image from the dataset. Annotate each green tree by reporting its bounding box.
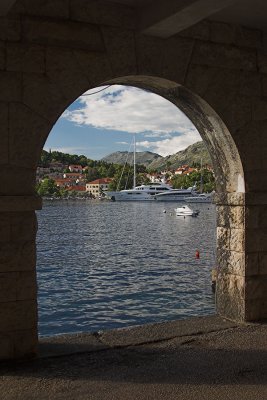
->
[36,178,60,197]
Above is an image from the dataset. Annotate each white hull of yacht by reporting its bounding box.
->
[154,189,195,202]
[107,191,155,201]
[186,194,212,203]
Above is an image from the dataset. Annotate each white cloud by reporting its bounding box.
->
[137,130,201,156]
[115,141,129,145]
[64,85,199,136]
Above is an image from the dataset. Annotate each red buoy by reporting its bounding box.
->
[195,250,200,259]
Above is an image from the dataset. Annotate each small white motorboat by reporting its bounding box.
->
[175,205,199,217]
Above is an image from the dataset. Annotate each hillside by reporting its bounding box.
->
[148,141,211,170]
[101,151,162,166]
[101,141,211,170]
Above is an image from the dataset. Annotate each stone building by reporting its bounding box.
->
[1,0,267,360]
[86,178,113,197]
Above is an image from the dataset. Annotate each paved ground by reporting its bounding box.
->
[1,316,267,399]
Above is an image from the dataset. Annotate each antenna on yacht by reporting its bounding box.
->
[133,133,136,189]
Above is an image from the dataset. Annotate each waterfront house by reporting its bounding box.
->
[86,178,113,197]
[68,165,83,173]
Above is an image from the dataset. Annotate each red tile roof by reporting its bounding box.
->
[87,178,113,184]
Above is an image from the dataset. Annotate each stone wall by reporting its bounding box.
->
[0,0,267,359]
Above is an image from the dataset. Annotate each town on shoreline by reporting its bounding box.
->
[37,150,215,199]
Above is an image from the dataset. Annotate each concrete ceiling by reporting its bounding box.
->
[108,0,267,37]
[1,0,267,38]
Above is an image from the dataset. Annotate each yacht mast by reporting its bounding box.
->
[200,157,203,193]
[133,133,136,188]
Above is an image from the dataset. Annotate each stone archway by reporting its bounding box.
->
[34,75,245,324]
[1,4,266,360]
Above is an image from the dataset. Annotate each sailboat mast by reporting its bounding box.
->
[133,133,136,188]
[200,157,203,193]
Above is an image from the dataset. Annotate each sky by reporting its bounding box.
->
[44,85,201,160]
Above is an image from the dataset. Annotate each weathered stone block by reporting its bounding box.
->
[258,253,267,275]
[192,42,257,71]
[0,17,20,41]
[0,329,37,360]
[0,272,17,302]
[245,170,267,192]
[0,103,9,165]
[238,72,262,97]
[217,205,244,229]
[101,26,136,77]
[0,241,35,273]
[186,65,240,110]
[179,20,210,41]
[162,36,194,84]
[13,328,37,359]
[0,300,37,332]
[0,41,5,70]
[217,249,245,276]
[46,48,90,101]
[10,212,37,242]
[0,214,10,243]
[12,96,55,168]
[217,227,230,249]
[210,21,235,45]
[235,26,262,49]
[22,17,104,51]
[245,252,259,276]
[246,228,267,252]
[73,51,112,87]
[252,99,267,121]
[245,205,267,229]
[135,34,164,77]
[185,64,214,98]
[13,0,69,19]
[245,276,267,300]
[22,74,69,125]
[7,44,45,73]
[216,272,245,321]
[245,192,267,205]
[258,53,267,74]
[0,196,41,212]
[0,333,13,359]
[70,0,135,30]
[261,74,267,98]
[245,298,267,320]
[0,167,36,196]
[229,229,244,252]
[16,271,37,301]
[0,71,22,102]
[222,96,252,133]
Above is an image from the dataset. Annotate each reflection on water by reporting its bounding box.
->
[37,201,216,336]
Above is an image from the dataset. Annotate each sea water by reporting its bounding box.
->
[36,200,216,336]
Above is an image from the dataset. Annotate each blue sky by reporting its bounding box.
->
[45,85,201,160]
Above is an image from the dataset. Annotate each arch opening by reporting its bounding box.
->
[36,79,234,338]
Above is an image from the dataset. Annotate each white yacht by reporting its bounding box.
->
[107,182,173,201]
[106,134,174,201]
[154,187,196,202]
[186,193,213,203]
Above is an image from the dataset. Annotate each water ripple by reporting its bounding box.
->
[37,201,216,336]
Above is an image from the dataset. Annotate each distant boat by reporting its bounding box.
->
[106,134,174,201]
[175,205,199,217]
[186,193,213,203]
[154,187,196,202]
[107,182,173,201]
